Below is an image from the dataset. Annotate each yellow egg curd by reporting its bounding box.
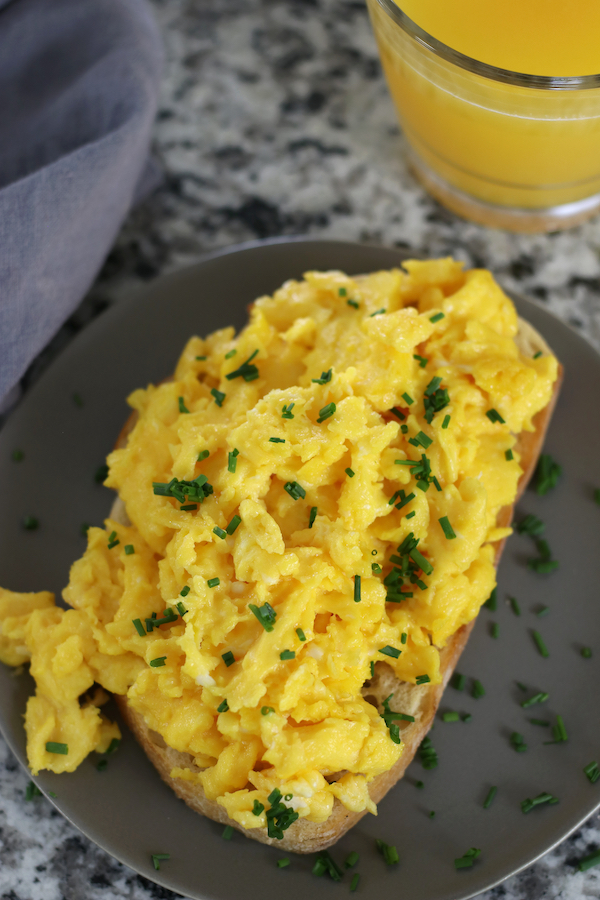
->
[0,259,558,830]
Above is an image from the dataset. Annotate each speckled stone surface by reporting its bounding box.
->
[2,0,600,898]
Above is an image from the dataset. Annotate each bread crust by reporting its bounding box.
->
[109,317,562,853]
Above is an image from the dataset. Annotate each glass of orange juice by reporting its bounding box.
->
[367,0,600,232]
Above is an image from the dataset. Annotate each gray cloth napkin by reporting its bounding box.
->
[0,0,163,408]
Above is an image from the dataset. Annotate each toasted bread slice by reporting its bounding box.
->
[109,316,561,854]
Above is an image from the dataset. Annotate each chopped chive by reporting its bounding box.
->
[472,679,485,699]
[312,368,332,385]
[249,602,277,632]
[419,735,437,767]
[370,661,375,678]
[442,415,451,429]
[347,299,359,309]
[196,355,207,361]
[483,786,498,809]
[309,506,317,528]
[372,561,382,572]
[505,449,514,461]
[23,515,39,531]
[213,526,227,540]
[535,454,562,495]
[284,481,306,501]
[253,799,265,815]
[582,646,592,658]
[222,651,235,667]
[415,780,424,789]
[207,577,220,588]
[521,792,559,813]
[442,711,460,722]
[483,587,497,611]
[197,449,210,461]
[228,448,239,473]
[225,349,237,359]
[429,810,436,818]
[511,732,527,752]
[438,516,456,539]
[491,623,500,639]
[536,606,550,617]
[350,873,360,892]
[296,627,306,642]
[410,547,433,576]
[413,354,428,368]
[516,681,528,692]
[338,287,347,297]
[369,307,386,317]
[282,403,295,419]
[269,437,286,443]
[516,514,545,536]
[345,851,359,868]
[529,718,550,726]
[12,449,24,462]
[226,515,241,535]
[108,538,120,550]
[150,656,167,668]
[211,388,226,407]
[277,858,291,869]
[180,504,198,511]
[152,853,170,870]
[430,312,445,323]
[354,575,362,603]
[416,674,430,685]
[405,511,416,519]
[594,488,600,505]
[579,851,600,872]
[25,781,42,801]
[532,630,549,658]
[401,632,407,644]
[132,619,146,637]
[454,848,481,869]
[124,544,135,555]
[402,392,414,406]
[176,601,188,616]
[217,699,229,713]
[261,706,274,715]
[401,424,409,434]
[376,840,399,865]
[180,586,191,597]
[345,467,355,478]
[45,742,68,755]
[451,673,466,691]
[521,691,549,708]
[225,350,259,382]
[178,396,190,414]
[379,645,401,659]
[462,713,472,722]
[509,596,521,616]
[410,431,433,450]
[390,406,406,421]
[584,761,600,784]
[533,351,542,359]
[222,825,234,840]
[280,649,295,660]
[317,402,336,423]
[486,408,506,425]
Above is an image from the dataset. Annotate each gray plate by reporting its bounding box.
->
[0,238,598,900]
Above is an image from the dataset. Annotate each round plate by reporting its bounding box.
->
[0,239,598,900]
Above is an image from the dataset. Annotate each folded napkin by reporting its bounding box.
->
[0,0,163,409]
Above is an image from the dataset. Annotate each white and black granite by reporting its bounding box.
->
[2,0,600,898]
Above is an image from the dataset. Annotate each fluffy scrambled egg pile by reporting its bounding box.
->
[0,259,558,831]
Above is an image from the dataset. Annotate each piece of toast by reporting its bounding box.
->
[109,316,562,854]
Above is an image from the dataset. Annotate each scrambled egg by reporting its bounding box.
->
[0,259,558,831]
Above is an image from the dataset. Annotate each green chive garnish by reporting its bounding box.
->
[277,858,291,868]
[584,761,600,784]
[347,299,359,309]
[510,732,527,752]
[442,415,451,429]
[23,516,39,531]
[45,742,68,755]
[529,718,550,726]
[491,622,499,639]
[152,853,170,870]
[521,792,559,813]
[379,645,401,659]
[249,602,277,632]
[317,402,336,423]
[486,409,505,424]
[261,706,274,715]
[430,312,445,323]
[594,488,600,505]
[176,601,188,616]
[222,651,235,667]
[454,848,481,869]
[132,619,146,637]
[207,578,220,588]
[226,515,241,535]
[107,531,119,549]
[532,630,549,658]
[213,526,227,540]
[280,649,295,660]
[225,349,237,359]
[228,448,239,473]
[376,839,399,865]
[312,369,332,385]
[535,454,562,495]
[284,481,305,500]
[579,851,600,872]
[225,350,259,382]
[150,657,167,667]
[369,308,386,317]
[582,646,592,658]
[472,679,485,699]
[95,463,109,483]
[178,396,190,414]
[402,392,413,406]
[345,467,355,478]
[416,674,430,685]
[123,544,134,556]
[217,699,229,713]
[197,449,209,461]
[354,575,362,603]
[413,354,428,368]
[442,711,460,722]
[483,786,497,809]
[509,596,521,616]
[309,506,317,528]
[451,673,466,691]
[438,516,456,539]
[505,449,514,461]
[211,388,226,406]
[253,799,265,815]
[196,356,207,361]
[222,825,234,840]
[338,287,347,297]
[282,403,295,419]
[25,781,42,801]
[269,437,285,443]
[533,351,542,359]
[296,627,306,642]
[521,691,549,709]
[345,851,359,868]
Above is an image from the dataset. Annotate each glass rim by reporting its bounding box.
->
[374,0,600,90]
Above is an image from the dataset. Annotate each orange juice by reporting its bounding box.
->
[367,0,600,228]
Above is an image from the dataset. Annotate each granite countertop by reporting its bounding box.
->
[2,0,600,898]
